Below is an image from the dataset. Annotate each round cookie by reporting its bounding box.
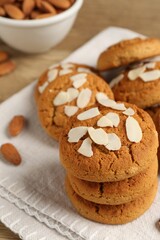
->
[59,102,158,182]
[111,61,160,109]
[35,62,98,103]
[97,38,160,71]
[38,72,114,141]
[65,177,158,225]
[67,157,158,205]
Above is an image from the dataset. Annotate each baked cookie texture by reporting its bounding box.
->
[65,177,158,225]
[35,62,98,103]
[97,38,160,71]
[67,156,158,205]
[111,62,160,109]
[38,72,114,141]
[59,103,158,182]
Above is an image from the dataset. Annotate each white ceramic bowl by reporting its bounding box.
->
[0,0,83,53]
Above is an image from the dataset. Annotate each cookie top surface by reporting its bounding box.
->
[59,102,158,182]
[111,61,160,109]
[38,72,114,141]
[97,38,160,71]
[35,62,98,102]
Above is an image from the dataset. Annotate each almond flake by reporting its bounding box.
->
[123,108,135,116]
[97,116,113,127]
[126,116,142,143]
[59,69,73,76]
[77,67,92,73]
[38,81,48,93]
[61,63,74,69]
[96,92,109,103]
[77,137,93,157]
[109,74,124,88]
[105,133,121,150]
[64,106,79,117]
[48,69,58,82]
[96,95,126,111]
[144,62,156,69]
[77,107,100,120]
[105,113,120,127]
[128,66,146,80]
[70,73,87,89]
[48,63,59,70]
[68,126,88,142]
[53,91,69,106]
[88,127,108,145]
[67,88,79,102]
[77,88,92,108]
[139,70,160,82]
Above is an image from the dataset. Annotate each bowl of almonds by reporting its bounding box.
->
[0,0,83,53]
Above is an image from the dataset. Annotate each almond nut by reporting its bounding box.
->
[47,0,71,10]
[8,115,25,137]
[4,4,24,19]
[35,12,56,19]
[35,0,42,8]
[1,143,22,165]
[0,0,15,6]
[30,10,41,19]
[22,0,35,16]
[0,60,16,76]
[0,51,8,63]
[41,1,57,14]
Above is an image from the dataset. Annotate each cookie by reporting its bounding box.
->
[111,61,160,109]
[67,156,158,205]
[59,102,158,182]
[35,62,98,103]
[65,177,158,224]
[97,38,160,71]
[38,72,114,141]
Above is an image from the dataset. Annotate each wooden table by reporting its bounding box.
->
[0,0,160,238]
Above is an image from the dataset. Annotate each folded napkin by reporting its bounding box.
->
[0,27,160,240]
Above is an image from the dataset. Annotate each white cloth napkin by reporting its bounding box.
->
[0,27,160,240]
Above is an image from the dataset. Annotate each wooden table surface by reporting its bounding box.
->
[0,0,160,239]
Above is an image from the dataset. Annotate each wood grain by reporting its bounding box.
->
[0,0,160,238]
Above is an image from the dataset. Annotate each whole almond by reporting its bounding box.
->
[8,115,25,137]
[4,4,24,19]
[35,12,56,19]
[35,0,41,8]
[0,6,5,16]
[0,51,8,63]
[0,0,15,6]
[30,10,41,19]
[47,0,71,10]
[0,60,16,76]
[41,1,57,14]
[1,143,21,165]
[22,0,35,16]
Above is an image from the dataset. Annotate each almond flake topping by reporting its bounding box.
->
[48,63,59,70]
[68,126,88,143]
[105,112,120,127]
[109,74,124,88]
[70,73,87,89]
[59,69,73,76]
[67,88,79,102]
[48,69,58,82]
[78,137,93,157]
[126,116,142,143]
[96,94,126,111]
[38,81,48,93]
[139,70,160,82]
[144,62,156,69]
[61,63,74,69]
[77,88,92,108]
[64,106,79,117]
[105,133,121,150]
[53,91,69,106]
[97,116,113,127]
[96,92,109,103]
[123,108,135,116]
[77,107,100,120]
[88,127,108,145]
[128,66,146,80]
[77,67,92,73]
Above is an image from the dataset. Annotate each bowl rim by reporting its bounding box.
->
[0,0,83,27]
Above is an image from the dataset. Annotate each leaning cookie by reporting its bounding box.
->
[38,72,114,141]
[67,157,158,205]
[65,177,158,224]
[59,102,158,182]
[35,62,98,103]
[97,38,160,71]
[110,61,160,109]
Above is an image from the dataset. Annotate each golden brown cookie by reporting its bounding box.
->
[67,156,158,205]
[97,38,160,71]
[35,62,98,103]
[111,62,160,109]
[59,103,158,182]
[38,72,114,141]
[65,177,158,225]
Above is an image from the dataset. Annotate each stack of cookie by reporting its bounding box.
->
[60,100,158,224]
[97,38,160,160]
